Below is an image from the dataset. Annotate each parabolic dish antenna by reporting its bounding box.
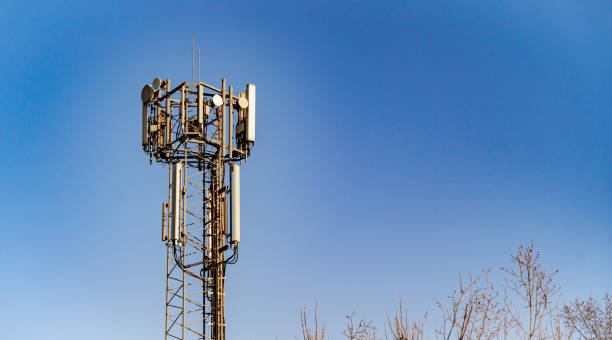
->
[141,85,155,103]
[212,94,223,107]
[152,78,162,89]
[237,97,249,109]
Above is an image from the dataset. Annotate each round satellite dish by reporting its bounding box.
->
[237,97,249,109]
[141,85,155,103]
[152,77,162,89]
[212,94,223,107]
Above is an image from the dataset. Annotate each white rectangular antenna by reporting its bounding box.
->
[246,84,256,143]
[171,162,182,241]
[231,164,240,244]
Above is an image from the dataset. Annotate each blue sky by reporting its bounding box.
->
[0,1,610,339]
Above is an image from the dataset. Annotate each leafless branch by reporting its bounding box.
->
[344,312,377,340]
[300,303,326,340]
[501,242,559,340]
[386,297,426,340]
[561,293,612,340]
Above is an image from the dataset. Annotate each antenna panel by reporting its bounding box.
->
[246,84,256,143]
[162,203,168,241]
[197,84,204,126]
[231,164,240,244]
[171,162,182,241]
[142,103,148,147]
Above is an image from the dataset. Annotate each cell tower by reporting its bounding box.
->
[141,73,255,340]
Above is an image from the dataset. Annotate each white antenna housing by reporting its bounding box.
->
[231,164,240,244]
[171,162,183,241]
[246,84,256,143]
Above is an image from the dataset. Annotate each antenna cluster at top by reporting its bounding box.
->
[140,76,256,165]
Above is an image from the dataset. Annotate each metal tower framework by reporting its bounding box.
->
[141,77,255,340]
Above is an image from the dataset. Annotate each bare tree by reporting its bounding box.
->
[434,269,503,340]
[300,303,326,340]
[543,307,574,340]
[386,297,426,340]
[561,293,612,340]
[294,243,608,340]
[502,242,559,340]
[343,312,377,340]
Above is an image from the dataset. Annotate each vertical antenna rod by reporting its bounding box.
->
[192,37,195,82]
[198,48,201,82]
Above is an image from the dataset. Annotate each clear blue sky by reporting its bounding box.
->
[0,1,610,339]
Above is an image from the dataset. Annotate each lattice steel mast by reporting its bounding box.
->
[141,76,255,340]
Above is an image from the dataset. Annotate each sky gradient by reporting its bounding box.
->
[1,1,610,339]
